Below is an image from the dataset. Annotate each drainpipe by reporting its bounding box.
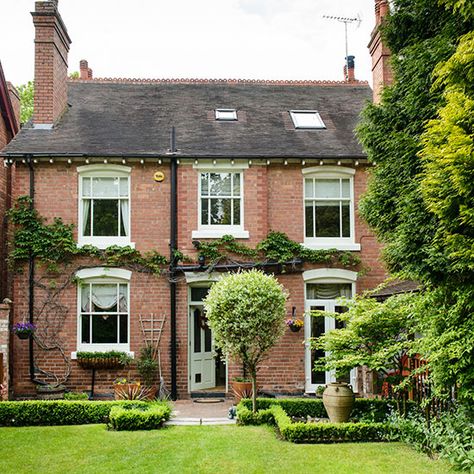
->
[169,127,178,400]
[27,155,38,384]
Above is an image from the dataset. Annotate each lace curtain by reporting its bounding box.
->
[306,283,352,300]
[81,284,128,312]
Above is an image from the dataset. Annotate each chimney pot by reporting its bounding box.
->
[344,55,356,82]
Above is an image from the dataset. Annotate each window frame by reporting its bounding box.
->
[77,164,133,249]
[192,164,249,239]
[75,267,131,353]
[290,110,326,129]
[215,109,238,121]
[302,166,360,251]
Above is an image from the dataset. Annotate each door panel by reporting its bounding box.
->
[190,305,215,391]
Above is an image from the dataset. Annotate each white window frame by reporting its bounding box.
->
[77,164,134,249]
[302,166,360,251]
[215,109,238,121]
[75,267,131,353]
[303,268,358,393]
[192,163,249,239]
[290,110,326,129]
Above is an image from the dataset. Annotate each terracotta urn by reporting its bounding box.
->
[322,382,355,423]
[232,380,253,403]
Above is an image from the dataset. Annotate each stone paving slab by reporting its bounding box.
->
[169,399,237,425]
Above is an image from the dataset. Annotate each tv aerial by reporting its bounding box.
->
[323,14,361,80]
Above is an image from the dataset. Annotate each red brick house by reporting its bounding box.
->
[1,0,390,399]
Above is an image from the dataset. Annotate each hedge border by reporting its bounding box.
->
[0,400,152,427]
[108,402,171,431]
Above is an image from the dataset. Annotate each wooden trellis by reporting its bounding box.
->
[139,313,166,355]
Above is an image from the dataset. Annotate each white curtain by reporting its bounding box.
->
[81,284,128,312]
[120,200,129,236]
[307,283,352,300]
[82,200,90,234]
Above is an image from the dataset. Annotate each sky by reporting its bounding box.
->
[1,0,376,87]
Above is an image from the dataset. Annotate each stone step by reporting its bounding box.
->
[166,417,236,426]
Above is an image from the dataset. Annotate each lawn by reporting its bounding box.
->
[0,424,451,474]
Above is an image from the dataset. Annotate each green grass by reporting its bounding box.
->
[0,424,451,474]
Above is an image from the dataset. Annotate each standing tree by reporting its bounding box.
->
[204,270,287,413]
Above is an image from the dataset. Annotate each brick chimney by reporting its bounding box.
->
[79,60,93,80]
[368,0,392,103]
[31,0,72,128]
[343,55,356,82]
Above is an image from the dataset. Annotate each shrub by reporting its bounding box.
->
[389,407,474,472]
[108,402,171,431]
[0,400,150,427]
[238,398,411,422]
[64,392,89,401]
[236,405,275,426]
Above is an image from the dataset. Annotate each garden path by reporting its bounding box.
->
[167,399,236,425]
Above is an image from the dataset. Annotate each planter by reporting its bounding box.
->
[322,382,355,423]
[289,325,302,333]
[144,386,158,401]
[232,380,253,403]
[36,384,66,400]
[16,332,31,340]
[114,383,140,400]
[77,357,124,370]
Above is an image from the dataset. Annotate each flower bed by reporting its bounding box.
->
[0,400,151,427]
[108,402,171,431]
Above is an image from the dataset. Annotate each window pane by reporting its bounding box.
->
[119,284,128,312]
[210,198,232,225]
[201,173,209,196]
[209,173,232,196]
[314,179,339,199]
[81,315,90,343]
[119,178,128,197]
[91,284,118,312]
[119,315,128,344]
[193,309,201,353]
[201,198,209,225]
[305,202,314,238]
[191,287,209,302]
[305,179,314,198]
[315,201,340,237]
[306,284,352,299]
[92,315,118,343]
[233,174,241,196]
[342,203,350,237]
[92,177,119,198]
[82,177,91,197]
[310,306,326,384]
[83,201,91,236]
[81,285,91,312]
[93,200,119,236]
[204,326,212,352]
[341,179,350,198]
[233,199,241,225]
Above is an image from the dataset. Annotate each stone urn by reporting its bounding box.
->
[322,382,355,423]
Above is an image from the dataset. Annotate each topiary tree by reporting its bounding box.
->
[204,270,287,413]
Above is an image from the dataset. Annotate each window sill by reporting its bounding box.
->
[72,348,134,358]
[303,240,361,251]
[192,229,249,239]
[77,238,135,250]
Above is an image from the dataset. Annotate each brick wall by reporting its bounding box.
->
[11,160,385,398]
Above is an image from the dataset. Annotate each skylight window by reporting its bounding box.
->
[290,110,326,129]
[215,109,238,121]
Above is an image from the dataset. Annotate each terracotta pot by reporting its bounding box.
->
[232,380,253,403]
[322,382,355,423]
[144,386,158,401]
[114,383,140,400]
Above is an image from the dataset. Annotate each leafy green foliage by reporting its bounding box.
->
[63,392,89,400]
[0,400,150,427]
[389,406,474,471]
[108,402,171,431]
[204,270,287,412]
[16,80,34,124]
[136,346,159,387]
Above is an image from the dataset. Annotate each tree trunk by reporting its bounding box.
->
[251,373,257,414]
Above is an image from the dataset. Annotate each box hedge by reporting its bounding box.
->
[108,402,171,431]
[238,397,412,422]
[0,400,151,427]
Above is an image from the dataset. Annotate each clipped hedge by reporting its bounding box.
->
[0,400,151,427]
[108,402,171,431]
[271,406,392,443]
[236,405,275,426]
[238,397,413,422]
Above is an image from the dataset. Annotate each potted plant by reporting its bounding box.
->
[12,322,36,340]
[286,317,303,333]
[136,346,158,400]
[113,377,140,400]
[232,376,254,403]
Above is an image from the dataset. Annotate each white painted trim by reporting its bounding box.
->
[302,166,355,176]
[77,237,136,250]
[75,267,132,281]
[77,164,131,175]
[303,268,358,282]
[192,229,249,239]
[184,272,222,284]
[302,241,361,251]
[192,162,249,170]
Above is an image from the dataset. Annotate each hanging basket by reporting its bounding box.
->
[16,332,32,340]
[289,325,302,333]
